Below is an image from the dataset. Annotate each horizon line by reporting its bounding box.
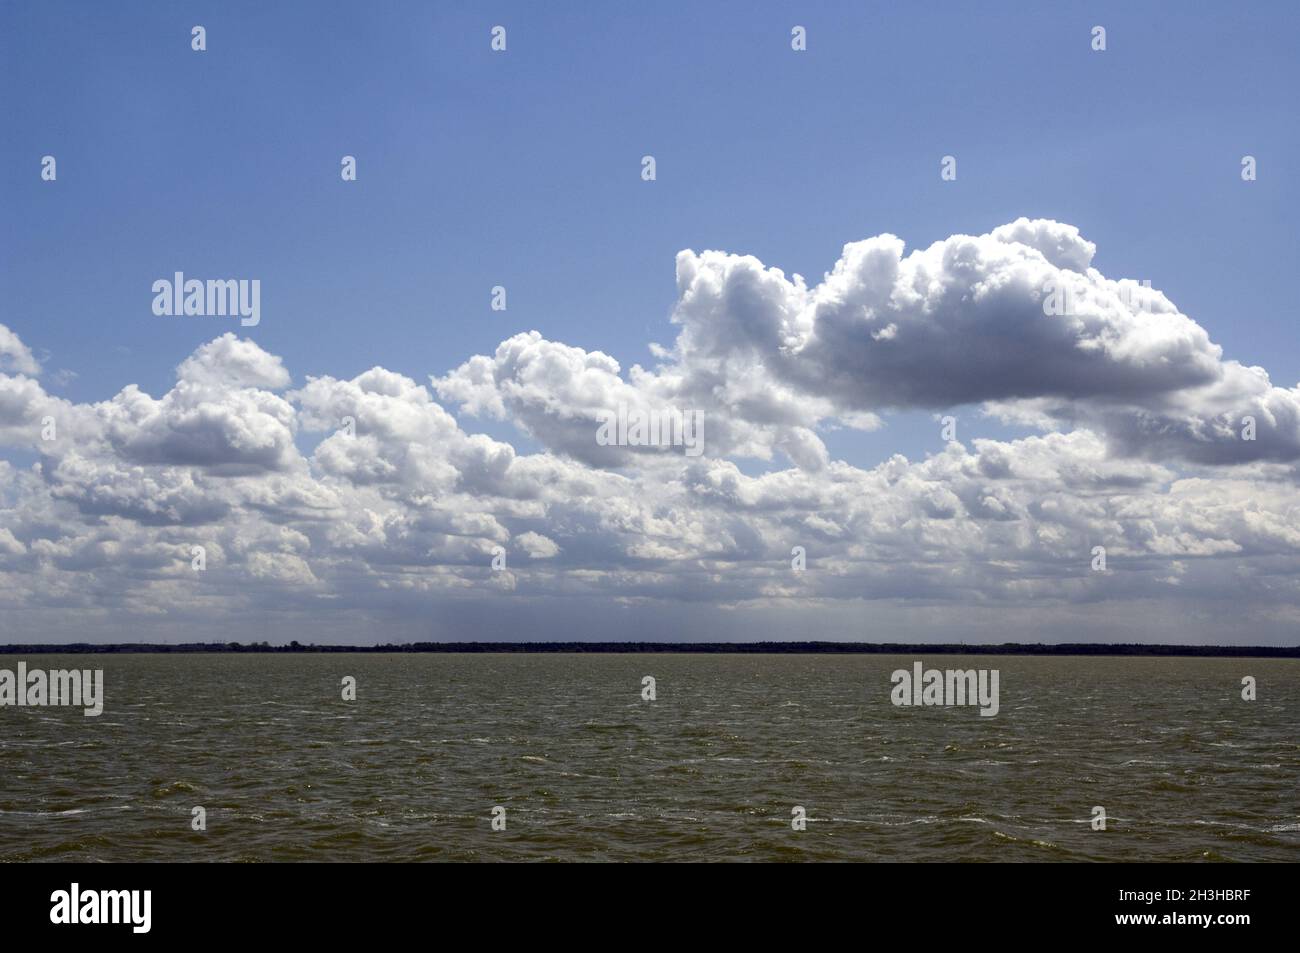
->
[1,641,1299,658]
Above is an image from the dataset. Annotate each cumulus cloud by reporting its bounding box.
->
[3,219,1300,643]
[439,218,1295,470]
[176,333,292,390]
[0,325,41,376]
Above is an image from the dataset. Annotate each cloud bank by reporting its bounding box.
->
[3,220,1299,643]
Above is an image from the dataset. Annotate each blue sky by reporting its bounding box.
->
[3,2,1300,643]
[4,1,1297,465]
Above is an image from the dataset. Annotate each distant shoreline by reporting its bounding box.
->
[1,641,1298,657]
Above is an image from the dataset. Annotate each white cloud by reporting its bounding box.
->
[438,219,1296,470]
[0,325,41,376]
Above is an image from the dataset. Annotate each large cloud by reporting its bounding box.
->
[438,218,1298,470]
[698,220,1221,407]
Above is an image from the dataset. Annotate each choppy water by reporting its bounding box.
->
[0,653,1296,862]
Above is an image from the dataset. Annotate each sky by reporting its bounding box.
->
[2,1,1299,644]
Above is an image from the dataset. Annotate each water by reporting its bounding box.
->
[1,653,1296,862]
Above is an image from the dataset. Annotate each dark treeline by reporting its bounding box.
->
[1,641,1298,657]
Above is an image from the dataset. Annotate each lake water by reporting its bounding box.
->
[1,653,1296,861]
